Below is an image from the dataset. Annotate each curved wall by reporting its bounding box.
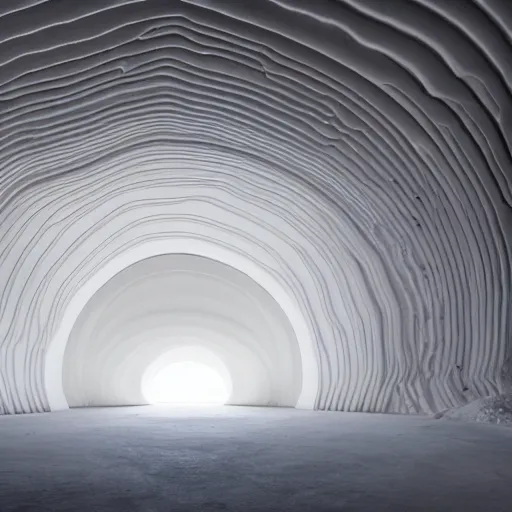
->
[0,1,511,415]
[62,254,302,408]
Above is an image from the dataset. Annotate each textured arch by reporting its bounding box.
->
[0,0,511,415]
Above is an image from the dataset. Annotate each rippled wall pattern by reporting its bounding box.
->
[0,0,511,415]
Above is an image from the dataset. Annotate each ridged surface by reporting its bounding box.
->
[0,0,511,415]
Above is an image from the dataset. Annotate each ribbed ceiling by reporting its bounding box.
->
[0,0,511,415]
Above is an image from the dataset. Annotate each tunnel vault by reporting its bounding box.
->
[0,0,511,415]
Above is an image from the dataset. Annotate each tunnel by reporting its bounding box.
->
[60,253,303,409]
[0,1,512,511]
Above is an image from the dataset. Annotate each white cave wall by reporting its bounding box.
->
[0,0,511,415]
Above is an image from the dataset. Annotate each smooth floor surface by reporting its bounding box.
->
[1,406,512,512]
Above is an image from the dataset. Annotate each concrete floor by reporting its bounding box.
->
[0,406,511,511]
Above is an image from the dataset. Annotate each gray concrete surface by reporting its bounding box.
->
[1,405,512,511]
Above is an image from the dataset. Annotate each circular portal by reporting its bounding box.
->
[61,253,303,409]
[143,361,230,405]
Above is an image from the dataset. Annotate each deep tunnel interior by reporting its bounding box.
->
[1,1,512,510]
[1,0,511,417]
[61,253,303,409]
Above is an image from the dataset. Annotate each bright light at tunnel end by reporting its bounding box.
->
[143,361,230,406]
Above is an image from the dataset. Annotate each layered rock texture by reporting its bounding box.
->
[0,0,511,415]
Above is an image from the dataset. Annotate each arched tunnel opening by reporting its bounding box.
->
[1,1,512,510]
[59,253,304,411]
[142,360,231,405]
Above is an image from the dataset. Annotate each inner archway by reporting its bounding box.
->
[143,361,230,405]
[62,253,303,409]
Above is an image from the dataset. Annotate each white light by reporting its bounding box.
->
[144,361,230,405]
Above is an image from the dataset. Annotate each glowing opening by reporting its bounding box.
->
[144,361,230,405]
